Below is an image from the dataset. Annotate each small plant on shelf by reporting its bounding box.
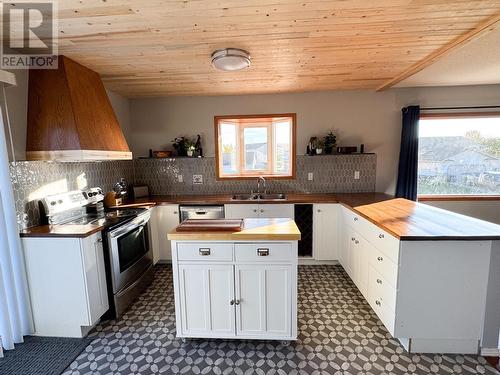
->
[324,131,337,154]
[184,139,196,157]
[316,139,325,155]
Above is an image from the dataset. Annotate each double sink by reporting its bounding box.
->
[231,193,287,201]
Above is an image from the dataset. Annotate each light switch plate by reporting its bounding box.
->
[308,172,314,181]
[178,175,183,183]
[354,171,360,180]
[193,175,203,184]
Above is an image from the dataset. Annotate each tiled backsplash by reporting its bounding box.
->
[10,154,376,228]
[134,154,376,195]
[10,160,134,228]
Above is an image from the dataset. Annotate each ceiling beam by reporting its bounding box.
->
[376,12,500,91]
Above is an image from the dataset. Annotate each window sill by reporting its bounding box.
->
[418,195,500,202]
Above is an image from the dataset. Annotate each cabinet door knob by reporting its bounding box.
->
[257,248,269,256]
[253,209,257,213]
[173,211,178,215]
[97,238,103,243]
[378,234,384,239]
[260,209,264,213]
[377,256,383,262]
[235,299,241,305]
[376,278,382,284]
[355,240,359,244]
[375,300,381,306]
[351,237,355,241]
[230,299,235,305]
[353,217,358,221]
[199,248,211,256]
[317,209,321,213]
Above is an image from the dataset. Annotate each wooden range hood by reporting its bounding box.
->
[26,56,131,161]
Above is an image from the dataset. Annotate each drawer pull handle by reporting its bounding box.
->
[354,240,359,244]
[375,300,381,306]
[376,278,382,284]
[235,299,241,305]
[260,209,264,213]
[354,217,358,221]
[199,248,211,256]
[378,234,385,239]
[253,209,257,213]
[377,256,383,262]
[257,248,269,256]
[230,299,235,305]
[351,237,355,241]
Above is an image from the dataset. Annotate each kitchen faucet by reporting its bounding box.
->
[257,176,266,197]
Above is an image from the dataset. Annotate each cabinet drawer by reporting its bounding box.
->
[342,207,362,229]
[235,243,293,262]
[368,265,396,312]
[358,219,399,263]
[368,246,398,288]
[177,243,233,261]
[368,292,396,336]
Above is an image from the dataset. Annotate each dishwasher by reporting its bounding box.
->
[179,205,225,222]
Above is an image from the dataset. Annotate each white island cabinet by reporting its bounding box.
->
[168,218,300,342]
[22,232,109,337]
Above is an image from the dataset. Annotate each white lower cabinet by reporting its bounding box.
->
[235,265,292,337]
[172,241,298,341]
[225,204,293,219]
[339,206,492,354]
[312,204,339,260]
[22,232,109,337]
[155,204,179,261]
[177,264,235,337]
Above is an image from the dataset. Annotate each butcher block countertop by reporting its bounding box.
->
[350,198,500,241]
[109,192,393,208]
[20,224,103,238]
[168,218,301,241]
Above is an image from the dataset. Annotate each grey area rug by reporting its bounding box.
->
[0,335,92,375]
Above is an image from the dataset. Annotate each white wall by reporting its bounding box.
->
[128,84,500,193]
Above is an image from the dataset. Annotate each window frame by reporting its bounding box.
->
[214,113,296,180]
[417,111,500,201]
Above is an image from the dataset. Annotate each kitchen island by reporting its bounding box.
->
[167,218,301,343]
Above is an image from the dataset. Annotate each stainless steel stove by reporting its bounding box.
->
[40,188,154,319]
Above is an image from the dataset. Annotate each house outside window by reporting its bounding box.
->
[215,114,296,179]
[418,113,500,198]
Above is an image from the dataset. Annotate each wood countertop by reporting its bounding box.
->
[167,218,301,241]
[109,192,393,208]
[20,224,103,238]
[348,198,500,241]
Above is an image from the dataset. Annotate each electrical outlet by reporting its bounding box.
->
[193,175,203,184]
[354,171,360,180]
[308,172,314,181]
[177,175,183,183]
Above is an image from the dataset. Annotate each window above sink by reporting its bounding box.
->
[215,114,296,179]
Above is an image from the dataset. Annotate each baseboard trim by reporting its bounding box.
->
[298,258,339,265]
[481,347,500,357]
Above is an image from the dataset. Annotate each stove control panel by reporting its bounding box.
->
[84,187,104,204]
[42,191,88,216]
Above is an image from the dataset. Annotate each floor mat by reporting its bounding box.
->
[0,335,91,375]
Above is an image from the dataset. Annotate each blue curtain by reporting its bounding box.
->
[395,106,420,201]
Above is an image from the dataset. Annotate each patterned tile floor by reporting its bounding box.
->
[63,265,499,375]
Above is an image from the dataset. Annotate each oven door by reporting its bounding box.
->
[107,211,153,293]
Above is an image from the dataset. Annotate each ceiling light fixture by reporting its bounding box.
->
[211,48,251,71]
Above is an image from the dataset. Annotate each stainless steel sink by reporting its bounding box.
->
[231,193,287,201]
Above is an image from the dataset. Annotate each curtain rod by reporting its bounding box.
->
[420,105,500,111]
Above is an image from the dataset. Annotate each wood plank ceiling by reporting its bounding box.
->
[57,0,500,97]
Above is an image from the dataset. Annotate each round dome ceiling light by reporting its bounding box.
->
[211,48,251,71]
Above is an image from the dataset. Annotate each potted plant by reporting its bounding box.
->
[172,137,187,156]
[324,131,337,154]
[316,139,324,155]
[184,139,196,157]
